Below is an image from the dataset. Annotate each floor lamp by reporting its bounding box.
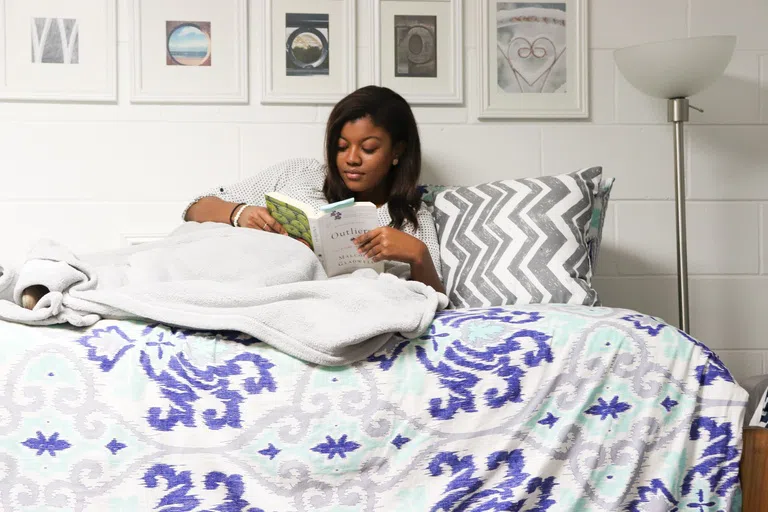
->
[614,36,737,333]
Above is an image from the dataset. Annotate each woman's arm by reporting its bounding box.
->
[405,242,446,294]
[185,196,242,224]
[353,227,446,294]
[181,157,326,223]
[186,197,287,233]
[402,206,444,293]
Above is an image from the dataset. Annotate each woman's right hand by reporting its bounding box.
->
[237,206,287,234]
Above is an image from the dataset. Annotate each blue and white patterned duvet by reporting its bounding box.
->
[0,305,747,511]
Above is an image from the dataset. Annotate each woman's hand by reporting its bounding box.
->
[353,226,445,293]
[237,206,287,234]
[353,227,428,265]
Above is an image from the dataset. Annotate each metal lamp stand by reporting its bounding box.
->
[668,97,703,334]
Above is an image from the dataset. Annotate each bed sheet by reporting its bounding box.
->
[0,304,747,511]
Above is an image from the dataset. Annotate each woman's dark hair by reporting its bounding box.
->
[323,85,422,230]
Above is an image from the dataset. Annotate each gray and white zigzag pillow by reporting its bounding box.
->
[433,167,602,308]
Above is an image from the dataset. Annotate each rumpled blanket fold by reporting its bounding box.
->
[0,222,448,365]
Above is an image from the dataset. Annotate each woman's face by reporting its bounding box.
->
[336,116,399,205]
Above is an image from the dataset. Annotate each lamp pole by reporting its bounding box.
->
[668,98,702,334]
[613,36,736,335]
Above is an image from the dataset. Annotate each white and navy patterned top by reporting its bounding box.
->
[183,157,442,280]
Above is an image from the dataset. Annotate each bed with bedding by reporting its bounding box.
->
[0,167,752,510]
[0,304,746,511]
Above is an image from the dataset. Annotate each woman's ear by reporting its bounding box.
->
[393,141,406,163]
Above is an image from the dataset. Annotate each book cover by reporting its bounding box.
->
[317,204,384,277]
[264,192,317,250]
[265,192,384,277]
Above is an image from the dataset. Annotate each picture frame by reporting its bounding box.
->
[372,0,463,105]
[478,0,588,119]
[0,0,117,102]
[261,0,356,105]
[130,0,248,104]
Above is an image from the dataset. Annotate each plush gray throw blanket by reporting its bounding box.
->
[0,223,448,365]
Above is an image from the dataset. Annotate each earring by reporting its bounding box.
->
[393,158,399,166]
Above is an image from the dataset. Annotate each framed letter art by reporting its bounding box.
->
[373,0,463,105]
[261,0,356,104]
[478,0,588,118]
[130,0,248,104]
[0,0,117,102]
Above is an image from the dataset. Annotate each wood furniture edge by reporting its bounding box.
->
[741,426,768,511]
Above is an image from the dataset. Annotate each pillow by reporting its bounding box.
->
[418,184,453,208]
[419,174,614,273]
[430,167,604,308]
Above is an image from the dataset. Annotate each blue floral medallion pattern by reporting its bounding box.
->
[0,304,747,510]
[21,431,71,457]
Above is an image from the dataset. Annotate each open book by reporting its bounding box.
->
[264,192,385,277]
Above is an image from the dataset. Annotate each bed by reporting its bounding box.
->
[0,168,752,510]
[0,304,746,511]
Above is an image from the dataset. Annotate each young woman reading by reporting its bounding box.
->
[20,86,445,310]
[184,86,445,294]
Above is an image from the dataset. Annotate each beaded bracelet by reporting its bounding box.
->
[229,203,246,226]
[232,204,250,227]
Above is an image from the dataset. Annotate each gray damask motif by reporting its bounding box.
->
[0,306,747,511]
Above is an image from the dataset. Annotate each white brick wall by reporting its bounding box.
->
[0,0,765,382]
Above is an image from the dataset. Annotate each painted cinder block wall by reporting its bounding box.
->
[1,0,766,381]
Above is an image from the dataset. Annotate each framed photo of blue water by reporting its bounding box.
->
[130,0,248,104]
[261,0,356,104]
[477,0,588,118]
[0,0,116,102]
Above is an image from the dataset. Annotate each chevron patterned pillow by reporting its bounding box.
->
[420,180,614,272]
[433,167,603,308]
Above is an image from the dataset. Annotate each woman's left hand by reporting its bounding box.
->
[353,227,428,265]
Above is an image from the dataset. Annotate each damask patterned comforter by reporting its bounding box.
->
[0,304,747,511]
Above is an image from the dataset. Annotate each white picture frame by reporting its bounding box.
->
[130,0,248,104]
[261,0,356,105]
[478,0,588,119]
[0,0,117,102]
[372,0,463,105]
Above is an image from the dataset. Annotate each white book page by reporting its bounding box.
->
[319,205,383,277]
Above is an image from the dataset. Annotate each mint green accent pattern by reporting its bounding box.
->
[586,177,614,269]
[0,305,745,511]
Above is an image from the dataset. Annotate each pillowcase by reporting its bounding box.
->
[430,167,605,309]
[419,174,614,273]
[586,177,614,270]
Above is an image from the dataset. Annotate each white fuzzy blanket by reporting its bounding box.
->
[0,223,447,365]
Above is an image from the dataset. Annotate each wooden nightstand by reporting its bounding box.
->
[742,427,768,511]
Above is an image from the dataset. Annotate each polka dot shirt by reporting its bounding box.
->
[182,157,442,280]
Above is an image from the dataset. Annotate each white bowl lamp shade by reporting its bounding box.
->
[614,35,737,99]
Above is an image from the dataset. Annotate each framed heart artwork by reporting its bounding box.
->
[477,0,588,118]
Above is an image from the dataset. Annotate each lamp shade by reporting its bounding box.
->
[614,35,736,99]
